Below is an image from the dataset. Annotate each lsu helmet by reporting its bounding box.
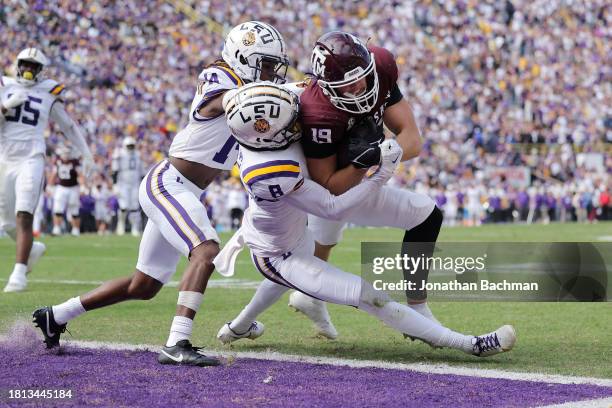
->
[311,32,379,114]
[122,136,136,149]
[222,21,289,84]
[223,82,300,151]
[16,48,49,86]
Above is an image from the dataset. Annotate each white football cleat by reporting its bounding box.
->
[52,225,62,236]
[471,325,516,357]
[3,274,27,293]
[70,227,80,237]
[288,291,338,340]
[217,321,265,344]
[27,241,46,273]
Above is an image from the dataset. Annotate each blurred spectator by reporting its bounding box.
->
[1,0,609,232]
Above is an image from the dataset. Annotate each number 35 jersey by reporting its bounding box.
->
[0,76,65,160]
[169,63,245,170]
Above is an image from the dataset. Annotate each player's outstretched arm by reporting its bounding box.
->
[383,98,422,161]
[286,140,402,220]
[50,102,94,177]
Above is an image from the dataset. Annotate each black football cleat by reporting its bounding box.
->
[32,306,67,348]
[158,340,221,367]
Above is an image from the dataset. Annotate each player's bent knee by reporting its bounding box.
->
[189,240,220,269]
[359,279,392,308]
[128,271,163,300]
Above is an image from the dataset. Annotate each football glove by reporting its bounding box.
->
[348,138,380,169]
[349,115,384,145]
[368,139,403,184]
[347,116,385,168]
[2,90,28,110]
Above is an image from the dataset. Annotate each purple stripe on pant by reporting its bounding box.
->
[252,254,323,301]
[145,161,206,252]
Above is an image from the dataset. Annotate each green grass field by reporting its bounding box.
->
[1,222,611,378]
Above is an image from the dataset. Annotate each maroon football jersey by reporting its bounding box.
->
[56,158,80,187]
[299,46,401,164]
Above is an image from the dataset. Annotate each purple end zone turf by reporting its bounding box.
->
[1,325,610,408]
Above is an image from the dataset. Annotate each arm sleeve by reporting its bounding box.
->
[387,83,403,107]
[283,178,377,221]
[50,102,92,159]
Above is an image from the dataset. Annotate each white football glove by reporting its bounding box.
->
[2,89,28,110]
[368,139,403,185]
[81,155,95,179]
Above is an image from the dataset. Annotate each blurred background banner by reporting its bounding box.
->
[361,242,611,301]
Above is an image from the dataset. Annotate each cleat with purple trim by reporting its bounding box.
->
[217,321,265,344]
[32,306,67,348]
[472,325,516,357]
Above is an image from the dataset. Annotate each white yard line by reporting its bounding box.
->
[539,397,612,408]
[67,339,612,387]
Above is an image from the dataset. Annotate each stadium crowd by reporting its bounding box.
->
[1,0,609,233]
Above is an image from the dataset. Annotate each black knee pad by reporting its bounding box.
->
[403,206,443,243]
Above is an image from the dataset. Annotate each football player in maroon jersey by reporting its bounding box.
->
[288,32,444,340]
[218,32,445,343]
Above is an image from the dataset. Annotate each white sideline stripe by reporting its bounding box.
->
[540,397,612,408]
[0,278,261,289]
[67,339,612,387]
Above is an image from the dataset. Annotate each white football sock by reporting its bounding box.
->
[409,302,441,325]
[359,300,472,352]
[231,279,288,333]
[166,316,193,347]
[53,297,86,325]
[9,263,27,281]
[128,211,141,233]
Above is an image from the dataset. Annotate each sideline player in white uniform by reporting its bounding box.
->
[112,136,145,236]
[214,83,516,357]
[1,48,93,292]
[51,146,82,236]
[33,22,290,366]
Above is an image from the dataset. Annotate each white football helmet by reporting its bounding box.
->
[16,48,49,86]
[223,82,301,151]
[122,136,136,149]
[222,21,289,84]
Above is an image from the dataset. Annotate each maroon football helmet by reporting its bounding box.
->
[310,31,379,114]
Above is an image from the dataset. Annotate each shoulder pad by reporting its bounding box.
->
[299,83,349,124]
[38,79,65,96]
[199,65,244,90]
[241,159,302,200]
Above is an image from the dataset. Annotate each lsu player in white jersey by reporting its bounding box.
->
[214,83,516,357]
[1,48,94,292]
[33,22,290,367]
[112,136,145,236]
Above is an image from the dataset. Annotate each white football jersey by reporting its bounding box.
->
[169,64,245,170]
[112,148,144,185]
[0,76,64,159]
[238,143,308,257]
